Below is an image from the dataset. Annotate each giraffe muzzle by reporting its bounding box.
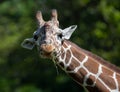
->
[40,44,55,53]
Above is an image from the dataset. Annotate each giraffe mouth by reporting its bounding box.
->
[39,44,55,58]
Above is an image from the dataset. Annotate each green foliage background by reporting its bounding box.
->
[0,0,120,92]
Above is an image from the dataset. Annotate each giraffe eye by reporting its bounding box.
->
[57,33,63,39]
[33,31,38,41]
[34,35,38,41]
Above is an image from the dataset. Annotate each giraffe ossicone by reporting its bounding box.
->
[21,9,120,92]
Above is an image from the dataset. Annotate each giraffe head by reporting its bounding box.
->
[21,9,77,58]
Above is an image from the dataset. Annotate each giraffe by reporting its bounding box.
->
[21,9,120,92]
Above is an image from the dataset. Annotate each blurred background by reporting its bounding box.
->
[0,0,120,92]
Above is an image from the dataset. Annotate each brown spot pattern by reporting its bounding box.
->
[84,58,99,74]
[86,79,110,92]
[66,58,80,71]
[68,68,87,84]
[86,75,96,85]
[99,73,116,89]
[65,50,71,64]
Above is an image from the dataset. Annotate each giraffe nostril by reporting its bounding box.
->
[43,40,52,44]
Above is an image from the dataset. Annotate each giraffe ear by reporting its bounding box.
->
[62,25,77,40]
[21,38,35,50]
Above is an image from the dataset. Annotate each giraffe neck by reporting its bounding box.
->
[53,40,120,92]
